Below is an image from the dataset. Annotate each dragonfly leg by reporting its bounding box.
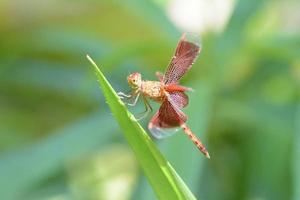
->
[127,92,140,106]
[136,96,152,121]
[117,92,132,99]
[155,71,164,82]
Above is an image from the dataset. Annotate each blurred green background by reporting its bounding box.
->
[0,0,299,199]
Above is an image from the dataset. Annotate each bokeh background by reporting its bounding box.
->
[0,0,299,199]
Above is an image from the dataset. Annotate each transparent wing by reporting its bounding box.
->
[148,96,187,139]
[163,33,201,84]
[149,124,180,139]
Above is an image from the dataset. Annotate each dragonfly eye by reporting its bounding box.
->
[127,72,141,88]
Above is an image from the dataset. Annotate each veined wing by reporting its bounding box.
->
[163,33,201,84]
[148,94,187,139]
[169,92,189,108]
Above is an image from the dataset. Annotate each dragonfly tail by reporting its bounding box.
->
[181,123,210,159]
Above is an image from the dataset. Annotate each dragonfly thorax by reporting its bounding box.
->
[141,81,165,102]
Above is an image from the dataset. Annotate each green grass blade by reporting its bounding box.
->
[87,55,197,200]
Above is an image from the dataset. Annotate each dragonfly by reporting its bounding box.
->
[118,33,210,158]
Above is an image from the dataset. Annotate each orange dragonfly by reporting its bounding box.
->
[118,33,209,158]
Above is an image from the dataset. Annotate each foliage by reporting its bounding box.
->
[0,0,299,200]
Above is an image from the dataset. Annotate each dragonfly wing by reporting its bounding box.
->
[169,92,189,108]
[148,98,187,139]
[149,118,180,139]
[163,33,201,84]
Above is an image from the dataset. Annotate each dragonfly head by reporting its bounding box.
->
[127,72,142,89]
